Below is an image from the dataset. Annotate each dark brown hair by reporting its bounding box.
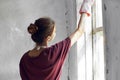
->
[28,17,55,44]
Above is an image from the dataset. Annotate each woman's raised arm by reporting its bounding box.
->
[69,13,87,47]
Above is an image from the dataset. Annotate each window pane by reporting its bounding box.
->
[93,0,105,80]
[95,0,103,28]
[93,31,105,80]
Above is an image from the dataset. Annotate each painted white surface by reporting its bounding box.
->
[103,0,120,80]
[0,0,77,80]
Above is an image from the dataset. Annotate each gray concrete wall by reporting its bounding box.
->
[103,0,120,80]
[0,0,77,80]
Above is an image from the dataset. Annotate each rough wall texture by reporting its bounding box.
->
[103,0,120,80]
[0,0,77,80]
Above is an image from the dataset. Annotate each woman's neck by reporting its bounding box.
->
[35,42,48,50]
[36,42,48,46]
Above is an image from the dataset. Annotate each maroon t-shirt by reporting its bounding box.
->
[19,37,71,80]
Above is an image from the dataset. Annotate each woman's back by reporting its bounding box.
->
[19,37,71,80]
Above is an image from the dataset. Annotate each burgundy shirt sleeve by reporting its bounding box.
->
[19,58,29,80]
[48,37,71,63]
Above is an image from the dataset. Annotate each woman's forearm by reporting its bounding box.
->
[78,13,87,29]
[69,13,87,47]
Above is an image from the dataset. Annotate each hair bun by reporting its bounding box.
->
[28,23,38,35]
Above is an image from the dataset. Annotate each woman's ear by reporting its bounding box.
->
[47,36,52,41]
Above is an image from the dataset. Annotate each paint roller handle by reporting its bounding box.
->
[79,0,95,16]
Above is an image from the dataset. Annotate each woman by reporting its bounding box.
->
[19,13,86,80]
[19,0,94,79]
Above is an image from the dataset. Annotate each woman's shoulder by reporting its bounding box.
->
[20,51,30,60]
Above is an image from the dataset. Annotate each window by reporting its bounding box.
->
[92,0,105,80]
[76,0,105,80]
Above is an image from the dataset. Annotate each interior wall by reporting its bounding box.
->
[0,0,77,80]
[102,0,120,80]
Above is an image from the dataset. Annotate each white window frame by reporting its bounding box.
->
[77,0,105,80]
